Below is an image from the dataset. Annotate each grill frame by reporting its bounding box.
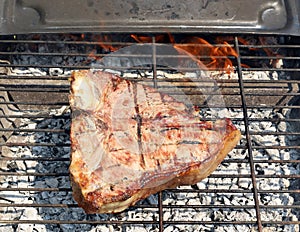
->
[0,33,299,232]
[0,0,300,35]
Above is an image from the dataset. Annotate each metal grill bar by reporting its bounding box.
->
[1,156,300,164]
[1,173,299,179]
[1,144,300,150]
[2,187,299,194]
[1,75,299,82]
[4,203,291,209]
[1,76,300,84]
[1,114,299,121]
[234,37,263,231]
[2,203,297,210]
[2,63,300,72]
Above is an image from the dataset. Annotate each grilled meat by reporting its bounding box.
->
[69,70,241,213]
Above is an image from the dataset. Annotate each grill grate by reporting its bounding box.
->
[0,34,299,232]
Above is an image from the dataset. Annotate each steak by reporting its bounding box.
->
[69,70,241,214]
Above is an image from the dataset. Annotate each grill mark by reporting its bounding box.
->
[159,91,165,104]
[143,84,152,113]
[133,82,145,169]
[178,141,203,144]
[160,127,180,133]
[95,118,108,131]
[109,148,126,152]
[159,122,212,132]
[125,80,131,93]
[156,159,161,171]
[111,76,121,91]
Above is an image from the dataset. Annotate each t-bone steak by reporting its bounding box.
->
[69,70,241,214]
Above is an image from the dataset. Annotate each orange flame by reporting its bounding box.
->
[93,34,121,52]
[129,35,240,74]
[87,34,123,62]
[174,37,238,74]
[87,34,250,74]
[216,36,282,68]
[130,34,166,43]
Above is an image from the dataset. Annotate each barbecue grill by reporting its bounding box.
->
[0,1,300,232]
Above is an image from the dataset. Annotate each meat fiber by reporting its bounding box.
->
[69,70,241,214]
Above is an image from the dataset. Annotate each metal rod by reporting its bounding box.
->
[0,219,298,226]
[0,172,69,176]
[2,63,300,72]
[0,219,158,225]
[3,172,298,179]
[1,143,300,149]
[0,75,69,80]
[131,188,300,194]
[0,157,69,161]
[1,187,298,194]
[1,156,299,164]
[0,115,70,119]
[0,128,67,133]
[0,101,68,106]
[234,36,263,232]
[0,115,298,122]
[0,142,69,146]
[1,76,296,84]
[1,203,298,210]
[158,192,164,232]
[152,36,158,89]
[151,36,163,231]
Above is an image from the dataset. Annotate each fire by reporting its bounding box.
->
[87,34,123,62]
[88,34,282,74]
[128,35,239,74]
[130,34,165,43]
[215,36,282,68]
[174,37,238,74]
[94,35,121,53]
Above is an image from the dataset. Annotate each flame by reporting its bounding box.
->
[92,34,121,52]
[174,37,238,74]
[87,34,252,74]
[130,34,240,74]
[130,34,166,43]
[128,34,239,74]
[216,36,282,68]
[87,34,123,62]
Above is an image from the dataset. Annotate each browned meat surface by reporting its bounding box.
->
[69,70,241,214]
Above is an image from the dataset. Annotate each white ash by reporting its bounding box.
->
[216,70,281,80]
[0,67,299,232]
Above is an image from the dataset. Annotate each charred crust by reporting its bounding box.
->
[70,174,99,214]
[95,118,108,130]
[111,76,122,91]
[71,109,82,118]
